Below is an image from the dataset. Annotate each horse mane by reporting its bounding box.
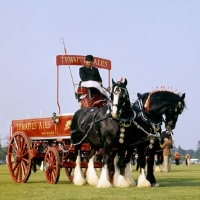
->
[144,86,185,112]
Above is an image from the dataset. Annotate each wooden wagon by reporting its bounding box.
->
[7,54,112,184]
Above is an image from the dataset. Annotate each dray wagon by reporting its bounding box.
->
[7,54,113,184]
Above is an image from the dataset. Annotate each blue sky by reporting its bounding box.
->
[0,1,200,150]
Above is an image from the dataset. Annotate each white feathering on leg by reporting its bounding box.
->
[86,156,99,186]
[137,168,151,187]
[113,154,129,187]
[97,165,112,188]
[125,162,136,186]
[73,150,86,186]
[113,154,120,187]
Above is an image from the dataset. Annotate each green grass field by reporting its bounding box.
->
[0,164,200,200]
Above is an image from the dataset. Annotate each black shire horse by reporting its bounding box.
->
[70,78,134,188]
[125,89,186,187]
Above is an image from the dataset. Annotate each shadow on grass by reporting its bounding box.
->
[159,177,200,187]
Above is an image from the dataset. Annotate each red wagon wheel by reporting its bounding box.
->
[44,147,60,184]
[7,131,32,183]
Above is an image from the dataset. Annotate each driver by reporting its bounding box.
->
[79,55,102,85]
[78,55,109,108]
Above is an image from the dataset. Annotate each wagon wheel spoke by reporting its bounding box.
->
[21,162,27,177]
[21,158,29,171]
[15,164,20,180]
[19,135,23,150]
[21,151,29,158]
[7,131,32,183]
[18,164,23,181]
[21,144,28,155]
[12,162,18,173]
[10,143,18,155]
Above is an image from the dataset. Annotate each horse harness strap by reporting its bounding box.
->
[71,106,111,146]
[133,98,162,132]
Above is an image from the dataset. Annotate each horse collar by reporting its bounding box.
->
[134,99,162,131]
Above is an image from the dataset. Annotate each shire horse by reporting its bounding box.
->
[109,81,186,187]
[70,78,135,188]
[121,87,186,187]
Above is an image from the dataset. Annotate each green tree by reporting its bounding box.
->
[196,141,200,150]
[193,141,200,159]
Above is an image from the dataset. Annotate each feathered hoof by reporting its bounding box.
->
[116,175,130,187]
[86,175,99,186]
[97,179,112,188]
[126,178,136,186]
[137,180,151,187]
[154,165,162,172]
[73,175,86,186]
[137,175,151,187]
[151,183,159,187]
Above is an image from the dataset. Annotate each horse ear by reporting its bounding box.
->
[181,93,185,100]
[124,78,127,86]
[112,79,116,86]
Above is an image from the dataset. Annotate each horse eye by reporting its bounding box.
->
[174,115,178,118]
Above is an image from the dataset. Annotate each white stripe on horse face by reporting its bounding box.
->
[112,92,120,118]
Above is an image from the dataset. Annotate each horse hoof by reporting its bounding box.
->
[152,183,159,187]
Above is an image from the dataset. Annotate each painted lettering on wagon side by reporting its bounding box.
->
[41,131,55,135]
[39,121,51,129]
[15,121,51,131]
[16,122,37,130]
[61,56,108,68]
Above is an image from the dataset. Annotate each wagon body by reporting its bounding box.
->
[11,114,72,139]
[7,53,112,184]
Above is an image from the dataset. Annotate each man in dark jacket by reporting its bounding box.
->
[79,55,102,85]
[78,55,109,108]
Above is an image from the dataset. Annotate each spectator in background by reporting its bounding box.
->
[185,153,190,165]
[160,137,172,172]
[174,151,180,165]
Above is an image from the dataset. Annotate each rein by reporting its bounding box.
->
[128,117,161,148]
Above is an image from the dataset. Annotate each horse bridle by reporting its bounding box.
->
[163,101,184,131]
[112,85,130,117]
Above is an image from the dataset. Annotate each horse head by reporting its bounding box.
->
[144,90,186,131]
[111,78,131,119]
[164,93,185,131]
